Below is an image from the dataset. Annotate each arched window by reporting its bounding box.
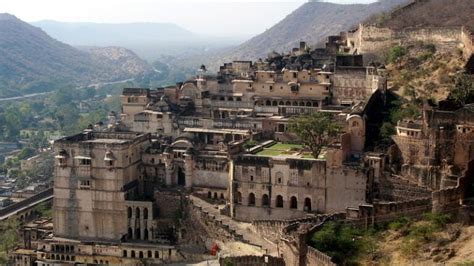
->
[123,250,127,257]
[155,251,159,258]
[352,121,359,127]
[290,196,298,209]
[248,193,256,206]
[236,192,242,203]
[275,172,283,181]
[135,228,141,239]
[262,194,269,207]
[147,250,152,258]
[208,191,212,198]
[127,207,132,218]
[220,193,224,199]
[265,100,271,106]
[276,195,284,208]
[131,251,136,258]
[304,198,312,212]
[306,102,312,106]
[213,192,218,199]
[128,228,133,239]
[279,101,284,106]
[135,207,140,219]
[143,208,148,220]
[139,251,144,258]
[285,101,291,106]
[144,229,149,240]
[272,101,278,106]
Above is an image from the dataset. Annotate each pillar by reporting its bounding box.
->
[184,153,194,189]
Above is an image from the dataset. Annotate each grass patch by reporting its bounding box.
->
[256,149,286,156]
[269,143,303,150]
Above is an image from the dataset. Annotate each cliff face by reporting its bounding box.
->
[0,13,152,97]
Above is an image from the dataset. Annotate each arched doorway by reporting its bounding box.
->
[177,167,186,186]
[290,196,298,209]
[304,198,312,212]
[262,194,269,207]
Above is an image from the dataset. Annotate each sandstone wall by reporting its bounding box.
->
[219,255,285,266]
[306,246,336,266]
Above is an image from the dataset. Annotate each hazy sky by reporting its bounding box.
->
[1,0,379,37]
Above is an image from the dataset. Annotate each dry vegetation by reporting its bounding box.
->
[386,42,465,103]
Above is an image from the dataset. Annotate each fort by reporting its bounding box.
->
[8,9,474,266]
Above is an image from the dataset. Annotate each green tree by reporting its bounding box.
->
[288,112,340,159]
[0,219,19,262]
[451,73,474,106]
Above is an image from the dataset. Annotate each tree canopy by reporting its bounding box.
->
[288,112,341,159]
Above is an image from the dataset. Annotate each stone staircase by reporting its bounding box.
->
[189,195,277,254]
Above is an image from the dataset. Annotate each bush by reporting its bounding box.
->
[388,216,411,231]
[310,222,364,264]
[388,45,408,64]
[422,212,451,229]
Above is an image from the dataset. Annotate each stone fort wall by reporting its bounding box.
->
[349,24,473,63]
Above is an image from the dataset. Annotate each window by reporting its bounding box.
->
[248,193,256,206]
[269,85,273,91]
[143,208,148,220]
[276,195,283,208]
[304,198,312,212]
[80,159,91,165]
[136,207,140,219]
[250,175,254,181]
[290,196,298,209]
[262,194,269,207]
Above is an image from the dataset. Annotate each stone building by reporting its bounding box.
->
[13,40,391,265]
[392,103,474,189]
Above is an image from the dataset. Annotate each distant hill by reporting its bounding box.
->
[0,14,152,97]
[32,20,243,61]
[217,0,411,63]
[370,0,474,31]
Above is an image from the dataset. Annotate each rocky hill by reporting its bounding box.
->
[0,13,152,97]
[218,0,411,62]
[371,0,474,31]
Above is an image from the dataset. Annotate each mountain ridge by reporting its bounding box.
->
[214,0,411,64]
[0,13,152,97]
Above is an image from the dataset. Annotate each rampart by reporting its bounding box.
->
[251,213,345,243]
[349,24,473,63]
[306,246,336,266]
[219,255,285,266]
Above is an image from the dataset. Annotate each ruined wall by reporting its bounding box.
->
[351,24,466,63]
[306,246,336,266]
[219,255,285,266]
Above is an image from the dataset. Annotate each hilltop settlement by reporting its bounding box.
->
[5,2,474,266]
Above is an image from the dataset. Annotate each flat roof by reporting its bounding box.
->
[183,128,250,135]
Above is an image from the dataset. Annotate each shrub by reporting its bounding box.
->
[388,45,408,64]
[388,216,411,231]
[422,212,451,229]
[310,222,364,264]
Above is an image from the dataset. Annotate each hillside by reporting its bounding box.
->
[0,14,152,97]
[218,0,411,63]
[372,0,474,31]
